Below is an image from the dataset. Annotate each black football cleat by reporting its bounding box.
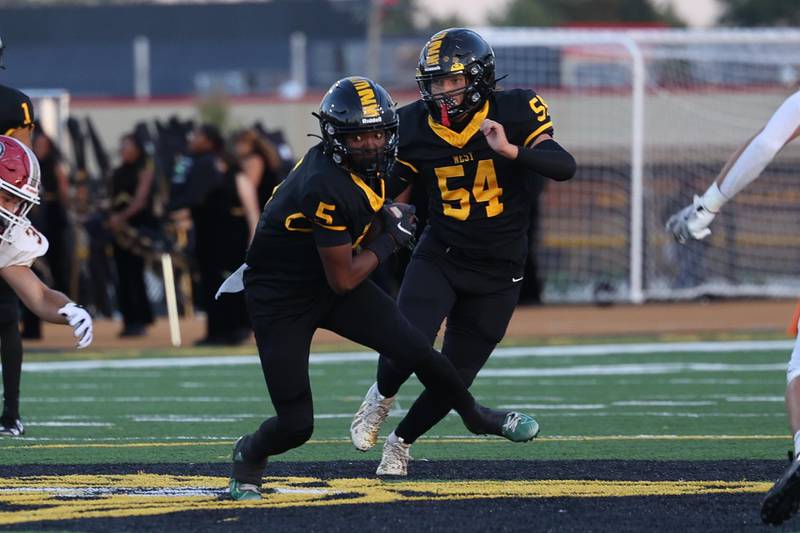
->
[761,451,800,525]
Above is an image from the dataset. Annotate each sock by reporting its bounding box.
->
[794,430,800,458]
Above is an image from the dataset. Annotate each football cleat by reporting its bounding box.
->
[501,412,540,443]
[761,451,800,525]
[229,436,266,501]
[0,416,24,437]
[228,478,262,502]
[376,431,412,477]
[350,382,395,452]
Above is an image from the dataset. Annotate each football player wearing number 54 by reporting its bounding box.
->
[350,28,576,476]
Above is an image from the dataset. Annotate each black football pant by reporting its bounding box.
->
[113,243,153,329]
[377,233,522,444]
[0,280,22,419]
[240,278,493,462]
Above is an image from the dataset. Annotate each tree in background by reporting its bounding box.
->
[381,0,468,35]
[490,0,684,27]
[718,0,800,26]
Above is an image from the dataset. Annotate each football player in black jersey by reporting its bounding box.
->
[221,76,539,501]
[350,28,576,476]
[0,34,37,437]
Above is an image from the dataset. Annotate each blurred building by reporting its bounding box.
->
[1,1,368,97]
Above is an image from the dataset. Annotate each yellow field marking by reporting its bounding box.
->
[0,434,788,450]
[0,474,772,526]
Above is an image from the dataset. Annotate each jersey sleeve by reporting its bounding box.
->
[0,227,49,269]
[392,156,419,186]
[510,89,555,147]
[301,176,352,248]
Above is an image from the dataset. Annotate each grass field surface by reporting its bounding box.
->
[1,338,797,531]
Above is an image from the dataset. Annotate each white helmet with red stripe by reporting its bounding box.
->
[0,135,40,243]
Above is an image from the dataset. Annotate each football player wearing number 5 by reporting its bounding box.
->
[351,28,577,476]
[220,77,539,501]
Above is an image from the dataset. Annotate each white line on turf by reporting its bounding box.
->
[20,339,796,372]
[478,362,785,377]
[612,400,717,406]
[28,422,115,427]
[0,434,789,445]
[499,403,606,410]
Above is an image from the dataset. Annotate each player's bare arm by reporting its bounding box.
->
[318,202,417,294]
[318,242,379,294]
[0,265,68,323]
[394,184,412,204]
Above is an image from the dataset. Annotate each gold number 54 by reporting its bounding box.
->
[435,159,503,221]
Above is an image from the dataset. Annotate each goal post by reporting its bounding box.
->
[475,28,800,303]
[21,88,70,148]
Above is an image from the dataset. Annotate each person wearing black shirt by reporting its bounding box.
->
[108,134,156,337]
[234,129,282,208]
[350,29,576,476]
[221,77,539,501]
[174,125,257,345]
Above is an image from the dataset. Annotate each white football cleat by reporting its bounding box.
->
[376,431,412,476]
[350,382,395,451]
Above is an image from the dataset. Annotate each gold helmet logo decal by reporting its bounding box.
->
[425,30,448,67]
[351,78,381,123]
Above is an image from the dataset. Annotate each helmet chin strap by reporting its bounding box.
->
[439,102,451,127]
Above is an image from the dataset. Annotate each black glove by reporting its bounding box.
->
[379,202,417,250]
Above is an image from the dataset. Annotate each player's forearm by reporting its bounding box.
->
[394,185,412,204]
[38,288,71,323]
[513,139,577,182]
[23,286,70,324]
[325,248,380,294]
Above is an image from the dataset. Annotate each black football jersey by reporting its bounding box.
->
[0,84,34,134]
[246,143,385,288]
[394,89,554,264]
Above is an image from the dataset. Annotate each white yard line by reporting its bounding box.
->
[478,362,785,377]
[20,339,795,373]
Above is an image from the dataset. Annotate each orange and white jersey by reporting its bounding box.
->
[0,225,48,269]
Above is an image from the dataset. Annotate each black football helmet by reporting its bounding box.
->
[416,28,496,126]
[315,76,398,181]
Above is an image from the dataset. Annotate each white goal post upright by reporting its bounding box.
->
[476,28,800,303]
[21,89,70,148]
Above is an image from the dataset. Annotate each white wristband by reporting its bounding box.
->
[700,182,728,213]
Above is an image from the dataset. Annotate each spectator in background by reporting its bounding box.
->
[233,129,282,207]
[33,130,72,295]
[108,134,155,337]
[20,130,73,339]
[182,125,258,345]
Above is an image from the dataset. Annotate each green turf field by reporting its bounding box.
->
[2,339,793,465]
